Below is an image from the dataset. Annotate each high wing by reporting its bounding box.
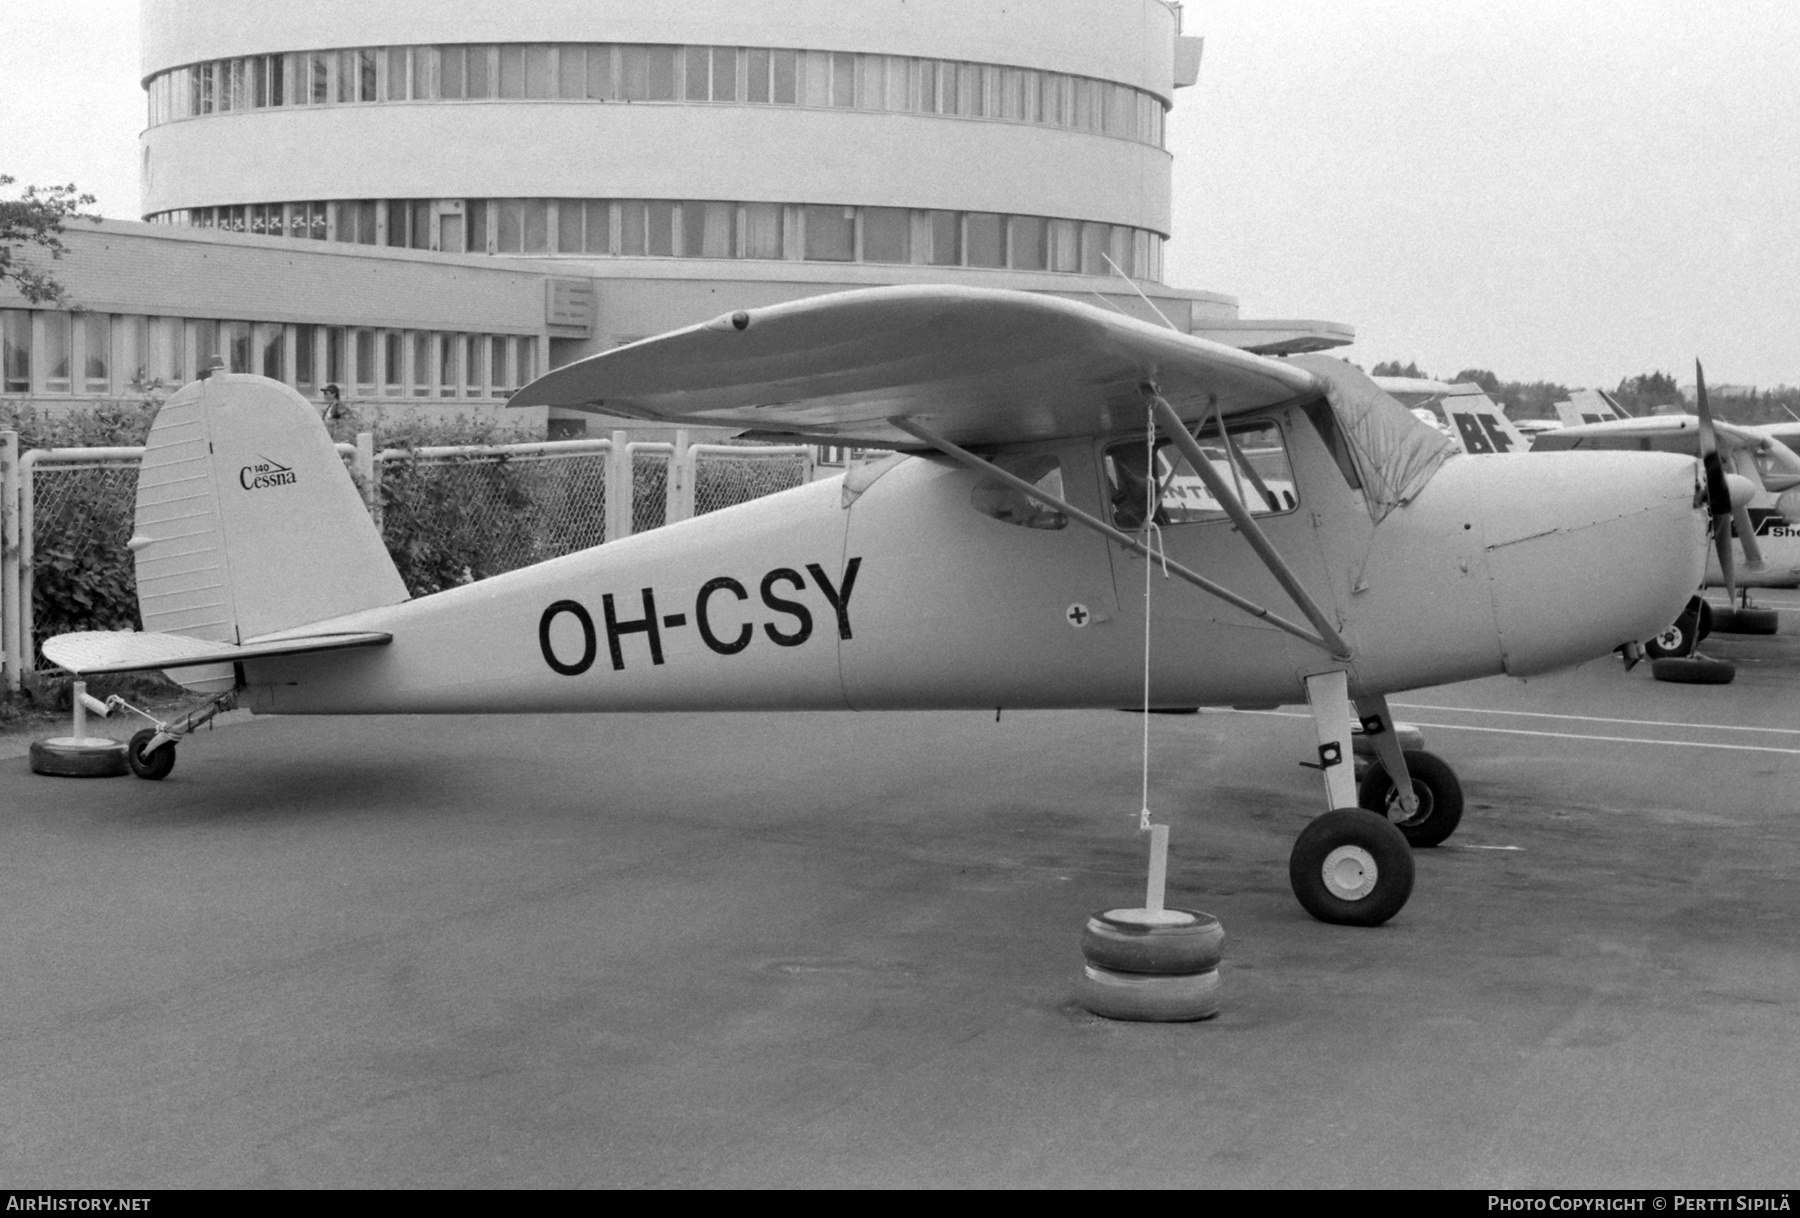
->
[509,285,1322,448]
[42,630,392,676]
[1533,413,1775,455]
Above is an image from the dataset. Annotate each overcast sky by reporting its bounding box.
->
[6,0,1797,388]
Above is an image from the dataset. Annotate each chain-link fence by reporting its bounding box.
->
[690,445,813,517]
[376,442,611,596]
[4,433,822,683]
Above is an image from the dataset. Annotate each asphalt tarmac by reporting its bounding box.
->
[3,612,1797,1188]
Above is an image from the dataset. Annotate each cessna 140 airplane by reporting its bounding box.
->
[41,286,1711,929]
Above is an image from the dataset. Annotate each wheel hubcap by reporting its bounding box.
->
[1321,846,1379,900]
[1388,784,1433,827]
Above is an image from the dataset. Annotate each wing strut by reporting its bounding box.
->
[889,417,1349,659]
[1145,392,1353,660]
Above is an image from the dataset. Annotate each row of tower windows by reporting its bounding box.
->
[146,43,1167,148]
[147,199,1167,282]
[0,309,537,402]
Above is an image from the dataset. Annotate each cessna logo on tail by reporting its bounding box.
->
[239,456,297,491]
[539,558,863,675]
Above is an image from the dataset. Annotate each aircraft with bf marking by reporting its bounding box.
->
[43,286,1709,928]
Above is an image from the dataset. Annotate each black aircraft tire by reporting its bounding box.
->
[1289,808,1415,927]
[1716,607,1780,635]
[29,737,128,778]
[127,729,177,781]
[1696,599,1714,641]
[1075,964,1221,1022]
[1080,909,1225,975]
[1650,657,1736,685]
[1356,749,1465,848]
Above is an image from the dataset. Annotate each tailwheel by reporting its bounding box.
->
[1289,808,1414,927]
[127,729,177,781]
[1356,749,1464,848]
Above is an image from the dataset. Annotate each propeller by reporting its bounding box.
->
[1695,360,1737,603]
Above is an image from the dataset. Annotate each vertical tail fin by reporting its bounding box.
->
[132,375,407,677]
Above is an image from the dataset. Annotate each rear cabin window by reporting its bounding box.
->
[1104,418,1297,529]
[971,453,1068,529]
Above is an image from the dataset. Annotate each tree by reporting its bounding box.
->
[1371,360,1430,379]
[0,175,97,306]
[1450,368,1502,395]
[1612,371,1683,416]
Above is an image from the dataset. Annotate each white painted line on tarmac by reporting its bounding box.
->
[1219,710,1800,755]
[1391,703,1800,737]
[1400,721,1800,755]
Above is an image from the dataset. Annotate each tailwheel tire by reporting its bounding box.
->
[1289,808,1415,927]
[1715,607,1780,635]
[1356,749,1464,848]
[29,737,129,778]
[1649,657,1736,685]
[127,729,177,781]
[1075,964,1221,1022]
[1080,909,1224,975]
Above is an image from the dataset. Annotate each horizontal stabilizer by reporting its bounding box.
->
[42,630,391,676]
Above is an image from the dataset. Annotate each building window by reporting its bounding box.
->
[2,310,30,393]
[383,331,403,395]
[256,323,285,381]
[439,333,459,397]
[965,212,1005,268]
[80,313,112,393]
[410,332,430,397]
[803,205,855,261]
[862,207,909,263]
[295,325,317,392]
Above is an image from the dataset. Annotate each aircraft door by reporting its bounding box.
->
[1098,407,1352,703]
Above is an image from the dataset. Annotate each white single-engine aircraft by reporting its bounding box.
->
[43,286,1709,928]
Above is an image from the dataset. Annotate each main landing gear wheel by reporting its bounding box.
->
[1289,809,1415,927]
[1650,657,1736,685]
[1356,749,1464,848]
[126,729,177,781]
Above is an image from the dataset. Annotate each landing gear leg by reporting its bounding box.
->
[1291,672,1414,926]
[106,687,241,781]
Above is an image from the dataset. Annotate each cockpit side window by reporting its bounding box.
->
[1300,397,1364,491]
[1103,418,1298,529]
[971,452,1068,529]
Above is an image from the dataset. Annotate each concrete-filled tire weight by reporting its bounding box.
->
[29,737,129,778]
[127,729,177,780]
[1075,964,1221,1022]
[1713,606,1780,635]
[1080,910,1224,975]
[1650,657,1736,685]
[1288,808,1415,927]
[1356,749,1464,848]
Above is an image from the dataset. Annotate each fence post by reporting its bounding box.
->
[605,430,631,543]
[677,438,698,521]
[355,431,379,530]
[1,431,18,693]
[667,429,690,525]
